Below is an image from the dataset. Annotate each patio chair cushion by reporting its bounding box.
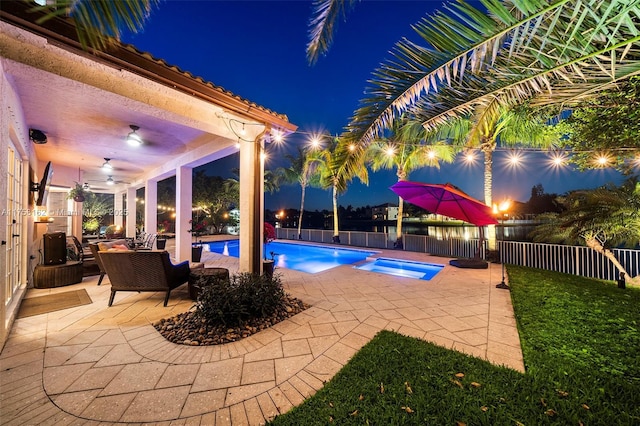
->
[97,239,129,252]
[97,250,191,307]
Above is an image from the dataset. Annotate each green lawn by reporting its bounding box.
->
[268,266,640,425]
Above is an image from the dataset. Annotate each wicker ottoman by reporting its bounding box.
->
[188,267,230,300]
[34,261,84,288]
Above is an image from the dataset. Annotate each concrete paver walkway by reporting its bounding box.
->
[1,243,523,425]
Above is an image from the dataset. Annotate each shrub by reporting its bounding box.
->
[195,272,286,327]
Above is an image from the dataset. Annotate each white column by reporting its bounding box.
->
[176,166,192,263]
[125,187,137,238]
[114,191,124,229]
[144,180,158,237]
[239,127,268,273]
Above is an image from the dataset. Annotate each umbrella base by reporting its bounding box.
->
[449,258,489,269]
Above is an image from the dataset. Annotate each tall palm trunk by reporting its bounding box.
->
[483,144,497,250]
[395,173,407,247]
[396,195,404,238]
[297,183,306,239]
[332,183,340,242]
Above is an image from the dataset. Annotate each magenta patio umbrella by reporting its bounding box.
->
[390,181,498,226]
[390,181,497,268]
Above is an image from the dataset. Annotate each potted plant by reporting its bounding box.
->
[263,222,277,277]
[156,220,170,250]
[189,219,206,262]
[68,182,89,202]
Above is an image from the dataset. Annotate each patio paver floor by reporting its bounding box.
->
[1,241,523,425]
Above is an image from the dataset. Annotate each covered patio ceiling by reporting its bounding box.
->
[10,62,232,192]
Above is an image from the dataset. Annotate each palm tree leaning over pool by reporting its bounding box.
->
[282,147,321,239]
[313,135,368,243]
[366,118,455,247]
[530,178,640,286]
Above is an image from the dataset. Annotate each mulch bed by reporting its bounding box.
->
[154,296,309,346]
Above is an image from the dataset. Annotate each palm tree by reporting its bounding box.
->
[34,0,160,51]
[281,147,321,239]
[439,104,565,206]
[366,118,455,246]
[434,102,565,245]
[313,135,368,242]
[530,178,640,285]
[345,0,640,145]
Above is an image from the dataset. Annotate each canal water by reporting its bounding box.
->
[339,222,537,242]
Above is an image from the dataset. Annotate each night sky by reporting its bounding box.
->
[123,0,625,211]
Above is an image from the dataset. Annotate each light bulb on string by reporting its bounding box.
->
[549,151,568,168]
[506,151,522,168]
[594,153,611,167]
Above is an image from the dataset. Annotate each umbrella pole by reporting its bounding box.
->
[475,226,485,260]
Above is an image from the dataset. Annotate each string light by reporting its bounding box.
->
[310,136,321,148]
[506,151,522,167]
[594,153,611,167]
[216,113,639,171]
[549,151,568,168]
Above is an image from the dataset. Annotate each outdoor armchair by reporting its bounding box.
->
[88,239,129,286]
[97,250,190,307]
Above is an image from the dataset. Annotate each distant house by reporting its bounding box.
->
[372,203,399,221]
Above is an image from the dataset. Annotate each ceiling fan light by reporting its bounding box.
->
[106,176,115,185]
[102,158,113,170]
[126,125,142,146]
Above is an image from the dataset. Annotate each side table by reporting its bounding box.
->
[188,267,230,300]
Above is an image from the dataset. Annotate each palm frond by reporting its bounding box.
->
[349,0,640,145]
[33,0,160,50]
[306,0,358,65]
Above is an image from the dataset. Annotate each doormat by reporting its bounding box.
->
[17,289,92,318]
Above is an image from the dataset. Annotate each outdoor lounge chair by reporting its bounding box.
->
[97,250,190,307]
[88,239,129,286]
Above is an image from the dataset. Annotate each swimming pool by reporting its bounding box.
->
[355,257,444,280]
[205,240,377,274]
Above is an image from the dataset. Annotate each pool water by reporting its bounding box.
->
[356,257,444,280]
[205,240,377,274]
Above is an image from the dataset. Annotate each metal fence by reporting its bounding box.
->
[500,241,639,281]
[276,227,639,282]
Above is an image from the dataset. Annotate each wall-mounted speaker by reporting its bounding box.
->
[29,128,47,144]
